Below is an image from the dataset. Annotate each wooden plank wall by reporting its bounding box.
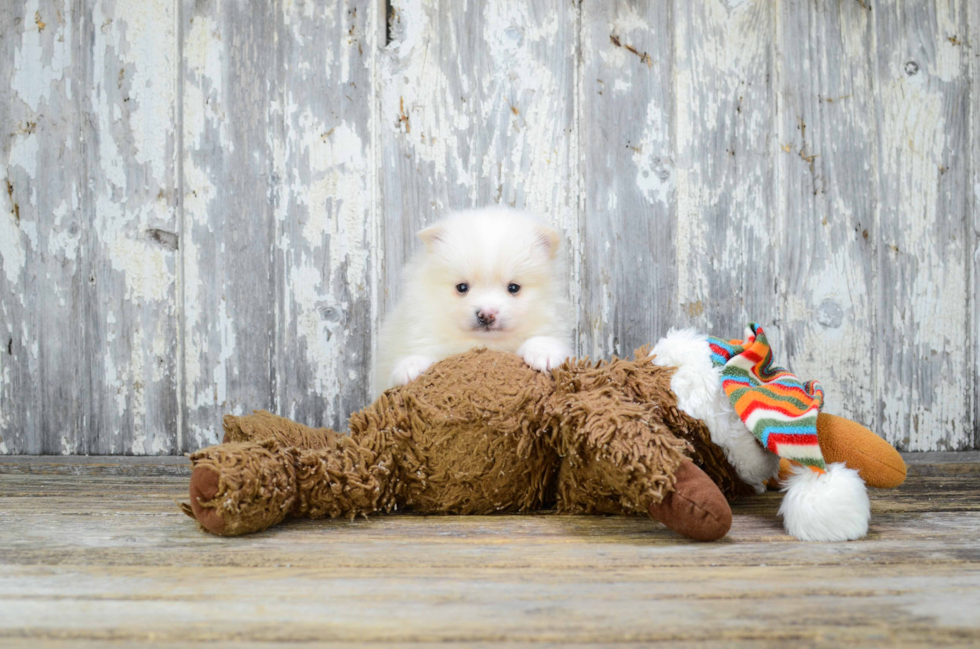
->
[0,0,975,454]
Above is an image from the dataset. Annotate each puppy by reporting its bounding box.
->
[373,207,572,396]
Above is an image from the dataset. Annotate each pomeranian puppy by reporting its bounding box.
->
[373,207,572,396]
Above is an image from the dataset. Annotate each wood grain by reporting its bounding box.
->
[871,0,973,451]
[179,1,280,451]
[0,0,180,454]
[971,0,980,452]
[1,0,978,454]
[0,456,978,645]
[380,0,579,315]
[773,0,878,430]
[274,0,377,430]
[578,1,676,359]
[672,0,778,338]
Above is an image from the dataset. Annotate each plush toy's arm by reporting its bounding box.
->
[184,414,403,536]
[185,440,300,535]
[222,409,338,448]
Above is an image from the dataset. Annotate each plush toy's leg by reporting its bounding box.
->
[648,458,732,542]
[186,431,401,536]
[554,393,732,542]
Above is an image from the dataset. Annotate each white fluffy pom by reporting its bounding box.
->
[778,462,870,542]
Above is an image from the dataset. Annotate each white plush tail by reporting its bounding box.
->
[778,463,870,542]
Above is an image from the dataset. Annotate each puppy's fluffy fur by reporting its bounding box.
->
[373,208,572,396]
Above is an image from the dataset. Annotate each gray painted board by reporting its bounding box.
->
[774,0,878,431]
[972,0,980,451]
[0,0,977,454]
[380,0,580,314]
[578,1,676,360]
[273,0,378,432]
[871,0,973,451]
[179,1,280,451]
[1,0,179,454]
[672,1,778,340]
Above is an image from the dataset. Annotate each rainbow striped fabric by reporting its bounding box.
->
[708,324,826,473]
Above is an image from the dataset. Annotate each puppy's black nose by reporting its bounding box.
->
[476,309,497,326]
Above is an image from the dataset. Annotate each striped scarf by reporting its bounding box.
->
[708,324,826,473]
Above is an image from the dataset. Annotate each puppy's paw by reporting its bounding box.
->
[389,355,437,388]
[518,336,572,372]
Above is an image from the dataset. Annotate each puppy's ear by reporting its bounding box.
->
[417,224,445,252]
[536,226,561,260]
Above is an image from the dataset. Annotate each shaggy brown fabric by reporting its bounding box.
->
[186,349,751,537]
[222,410,337,448]
[188,440,300,535]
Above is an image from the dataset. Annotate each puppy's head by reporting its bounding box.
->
[416,209,562,341]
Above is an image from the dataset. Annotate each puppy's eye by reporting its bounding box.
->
[455,283,469,294]
[507,283,521,295]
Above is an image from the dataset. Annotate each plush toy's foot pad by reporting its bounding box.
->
[189,465,226,535]
[816,413,906,488]
[648,458,732,542]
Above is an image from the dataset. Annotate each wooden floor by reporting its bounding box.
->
[1,454,978,648]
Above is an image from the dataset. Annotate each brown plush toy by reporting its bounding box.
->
[181,340,906,542]
[182,349,755,541]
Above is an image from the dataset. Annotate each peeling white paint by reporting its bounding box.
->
[3,120,39,289]
[47,201,80,263]
[274,0,378,426]
[674,1,773,333]
[293,112,370,284]
[877,68,969,449]
[126,323,147,454]
[109,0,174,183]
[674,168,708,317]
[0,346,7,434]
[212,297,237,409]
[633,99,673,207]
[183,14,231,151]
[110,233,172,303]
[11,0,72,113]
[178,155,212,413]
[0,204,26,287]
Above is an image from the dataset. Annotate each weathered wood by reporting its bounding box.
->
[872,1,973,451]
[971,0,980,453]
[0,457,978,644]
[578,1,675,359]
[672,0,777,339]
[273,0,377,429]
[773,0,878,430]
[179,0,378,443]
[380,0,579,316]
[0,454,189,476]
[179,1,280,451]
[0,0,180,454]
[2,0,979,454]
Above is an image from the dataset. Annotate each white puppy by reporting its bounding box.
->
[373,207,573,396]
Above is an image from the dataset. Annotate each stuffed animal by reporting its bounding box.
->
[650,324,906,541]
[181,324,905,542]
